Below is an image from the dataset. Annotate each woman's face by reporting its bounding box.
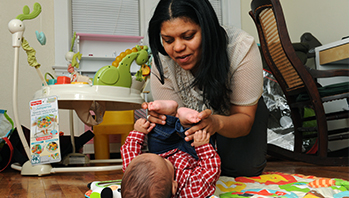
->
[160,17,202,71]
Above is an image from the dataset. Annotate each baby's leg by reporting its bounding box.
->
[177,107,200,127]
[147,100,178,116]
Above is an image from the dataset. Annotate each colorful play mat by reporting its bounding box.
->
[85,172,349,197]
[213,172,349,198]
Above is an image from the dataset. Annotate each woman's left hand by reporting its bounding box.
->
[184,109,219,141]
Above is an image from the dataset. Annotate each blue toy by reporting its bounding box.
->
[35,31,46,45]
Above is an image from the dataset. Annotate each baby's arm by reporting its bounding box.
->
[177,107,201,128]
[180,133,221,197]
[191,130,210,147]
[121,131,146,172]
[134,118,155,134]
[147,100,178,116]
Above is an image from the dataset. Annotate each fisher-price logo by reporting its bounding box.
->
[30,100,42,106]
[36,136,52,141]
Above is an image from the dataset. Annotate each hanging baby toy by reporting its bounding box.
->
[65,32,91,84]
[35,5,46,46]
[8,2,49,87]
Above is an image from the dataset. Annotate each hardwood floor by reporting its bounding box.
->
[0,164,124,198]
[0,159,348,198]
[264,158,349,180]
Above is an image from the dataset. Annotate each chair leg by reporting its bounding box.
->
[94,134,110,160]
[291,109,303,153]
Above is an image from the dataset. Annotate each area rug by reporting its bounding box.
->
[85,172,349,197]
[213,172,349,198]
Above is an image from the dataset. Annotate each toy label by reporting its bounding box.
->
[29,96,61,165]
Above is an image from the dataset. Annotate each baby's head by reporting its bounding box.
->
[121,153,177,198]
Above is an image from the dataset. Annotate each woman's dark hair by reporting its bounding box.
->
[148,0,231,113]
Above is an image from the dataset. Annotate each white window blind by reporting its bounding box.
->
[71,0,140,36]
[209,0,222,24]
[72,0,222,37]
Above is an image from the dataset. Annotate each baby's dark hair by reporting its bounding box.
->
[121,158,172,198]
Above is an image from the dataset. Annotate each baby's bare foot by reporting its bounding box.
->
[148,100,178,116]
[177,107,200,127]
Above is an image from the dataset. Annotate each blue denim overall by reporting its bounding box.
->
[147,115,215,160]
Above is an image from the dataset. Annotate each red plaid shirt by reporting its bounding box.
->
[121,131,221,198]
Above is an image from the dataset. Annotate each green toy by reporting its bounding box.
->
[16,2,42,21]
[93,45,149,88]
[134,68,144,82]
[66,32,82,71]
[22,38,40,68]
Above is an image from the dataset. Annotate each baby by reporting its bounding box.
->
[121,100,221,198]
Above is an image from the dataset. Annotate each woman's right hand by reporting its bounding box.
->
[141,102,167,125]
[184,109,218,141]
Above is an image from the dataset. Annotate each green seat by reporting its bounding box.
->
[297,81,349,101]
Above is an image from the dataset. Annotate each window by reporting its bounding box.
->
[54,0,240,68]
[71,0,140,36]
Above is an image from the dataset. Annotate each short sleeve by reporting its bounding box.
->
[225,26,263,106]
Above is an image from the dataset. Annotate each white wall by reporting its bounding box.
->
[0,1,55,129]
[240,0,349,45]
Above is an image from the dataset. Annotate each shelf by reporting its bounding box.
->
[316,38,349,66]
[71,33,144,78]
[319,42,349,65]
[81,56,116,60]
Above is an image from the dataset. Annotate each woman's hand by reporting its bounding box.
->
[184,109,219,141]
[141,102,167,125]
[184,104,258,141]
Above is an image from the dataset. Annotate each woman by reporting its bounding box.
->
[145,0,268,177]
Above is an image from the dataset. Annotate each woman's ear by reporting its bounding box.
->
[172,180,178,195]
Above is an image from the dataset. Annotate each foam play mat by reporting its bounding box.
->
[214,172,349,198]
[85,172,349,197]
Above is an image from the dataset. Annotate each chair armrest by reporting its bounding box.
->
[306,66,349,78]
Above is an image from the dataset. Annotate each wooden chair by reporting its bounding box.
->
[249,0,349,165]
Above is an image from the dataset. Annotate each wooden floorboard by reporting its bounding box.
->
[264,158,349,180]
[0,159,348,198]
